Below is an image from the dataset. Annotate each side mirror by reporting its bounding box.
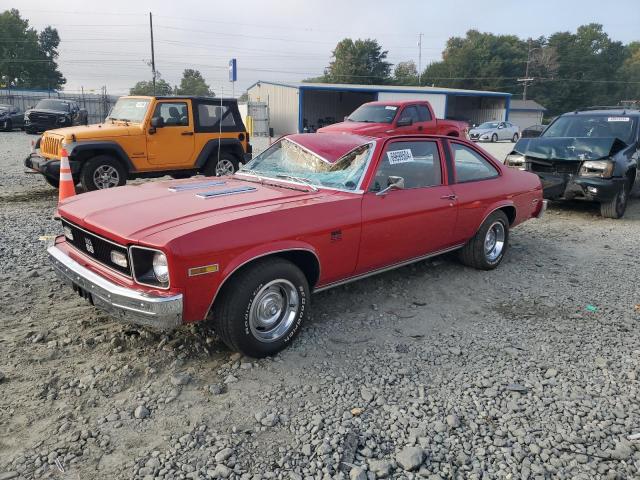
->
[149,116,164,134]
[498,125,504,129]
[376,176,405,196]
[396,118,413,127]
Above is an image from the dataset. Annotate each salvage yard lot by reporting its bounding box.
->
[1,132,639,479]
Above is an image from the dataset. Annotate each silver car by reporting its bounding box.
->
[469,121,520,142]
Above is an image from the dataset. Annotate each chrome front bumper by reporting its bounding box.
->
[48,245,183,329]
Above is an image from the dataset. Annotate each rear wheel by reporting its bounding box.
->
[459,210,509,270]
[204,152,239,177]
[80,155,127,191]
[211,258,309,358]
[600,179,629,219]
[3,119,12,131]
[511,133,519,142]
[491,133,498,143]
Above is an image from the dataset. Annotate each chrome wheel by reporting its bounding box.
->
[249,279,300,343]
[215,159,235,176]
[93,165,120,189]
[484,221,505,262]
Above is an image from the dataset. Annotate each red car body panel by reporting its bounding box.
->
[317,100,468,138]
[56,133,542,324]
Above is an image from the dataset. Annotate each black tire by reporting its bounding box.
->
[3,119,12,131]
[80,155,127,191]
[459,210,510,270]
[491,133,498,143]
[600,179,630,219]
[511,133,519,142]
[44,176,59,188]
[212,258,309,358]
[203,152,239,177]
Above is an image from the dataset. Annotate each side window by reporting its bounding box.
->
[197,104,236,128]
[451,143,499,183]
[416,105,432,122]
[153,102,189,127]
[397,106,420,124]
[370,141,442,191]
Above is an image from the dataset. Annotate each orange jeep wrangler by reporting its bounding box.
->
[25,96,252,191]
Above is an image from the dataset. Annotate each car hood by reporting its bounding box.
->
[512,136,628,161]
[58,177,330,243]
[26,108,68,116]
[46,122,138,139]
[469,128,495,135]
[318,121,390,136]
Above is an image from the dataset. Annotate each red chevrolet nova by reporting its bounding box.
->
[49,133,545,357]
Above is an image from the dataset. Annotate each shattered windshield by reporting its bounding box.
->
[543,114,637,145]
[239,138,372,191]
[107,98,150,123]
[348,105,398,123]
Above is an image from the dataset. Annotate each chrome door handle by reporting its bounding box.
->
[440,194,457,200]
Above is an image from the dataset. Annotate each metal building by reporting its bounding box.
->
[508,99,546,130]
[247,81,512,135]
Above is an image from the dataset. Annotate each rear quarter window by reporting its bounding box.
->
[451,143,499,183]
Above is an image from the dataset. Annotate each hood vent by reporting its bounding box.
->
[168,180,226,192]
[196,185,257,199]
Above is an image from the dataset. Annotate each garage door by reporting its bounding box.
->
[376,92,446,118]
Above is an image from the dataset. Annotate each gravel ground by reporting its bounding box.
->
[1,131,639,480]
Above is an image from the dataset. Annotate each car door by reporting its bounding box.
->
[393,105,421,135]
[415,104,436,134]
[146,100,196,167]
[446,140,503,244]
[356,139,457,273]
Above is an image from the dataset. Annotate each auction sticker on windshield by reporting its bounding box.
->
[135,102,148,108]
[387,149,414,165]
[385,106,398,110]
[608,117,630,122]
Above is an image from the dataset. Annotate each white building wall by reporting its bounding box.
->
[376,92,447,118]
[509,110,543,130]
[248,83,298,135]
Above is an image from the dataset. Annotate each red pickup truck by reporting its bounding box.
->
[318,100,469,138]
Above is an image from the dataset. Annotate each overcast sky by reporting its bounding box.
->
[9,0,640,96]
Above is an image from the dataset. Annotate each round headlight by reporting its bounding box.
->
[152,252,169,284]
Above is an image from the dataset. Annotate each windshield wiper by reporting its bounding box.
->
[275,174,319,192]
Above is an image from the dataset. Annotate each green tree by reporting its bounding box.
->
[177,69,213,96]
[0,9,65,89]
[617,42,640,100]
[129,78,173,96]
[393,61,418,85]
[321,38,391,84]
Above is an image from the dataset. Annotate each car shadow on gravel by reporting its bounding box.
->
[0,188,57,203]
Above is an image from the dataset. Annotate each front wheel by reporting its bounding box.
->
[211,258,309,358]
[600,180,629,219]
[459,210,509,270]
[512,133,519,142]
[491,133,498,143]
[3,119,12,131]
[204,153,239,177]
[80,155,127,191]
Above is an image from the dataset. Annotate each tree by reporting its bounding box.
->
[177,69,213,96]
[393,61,418,85]
[618,42,640,100]
[129,78,173,96]
[321,38,392,84]
[0,9,65,89]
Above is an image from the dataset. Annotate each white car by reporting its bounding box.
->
[469,121,520,143]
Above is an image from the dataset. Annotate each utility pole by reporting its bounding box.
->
[518,39,535,100]
[149,12,156,95]
[417,33,423,86]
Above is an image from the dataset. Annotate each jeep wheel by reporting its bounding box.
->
[600,179,629,219]
[2,119,12,131]
[211,258,309,358]
[80,155,127,191]
[204,153,239,177]
[459,210,509,270]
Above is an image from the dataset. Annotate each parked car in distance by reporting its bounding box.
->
[521,124,546,138]
[469,121,520,142]
[0,104,25,131]
[25,96,252,191]
[317,100,469,138]
[49,132,545,357]
[505,107,640,218]
[24,99,88,134]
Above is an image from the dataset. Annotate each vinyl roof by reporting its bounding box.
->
[248,80,510,97]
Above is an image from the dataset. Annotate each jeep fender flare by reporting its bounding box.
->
[195,139,246,169]
[67,141,136,172]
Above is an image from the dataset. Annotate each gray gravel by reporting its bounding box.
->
[1,130,640,479]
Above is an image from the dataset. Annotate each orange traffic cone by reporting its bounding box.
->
[58,147,76,202]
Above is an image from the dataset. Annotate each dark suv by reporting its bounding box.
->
[25,99,88,134]
[505,107,639,218]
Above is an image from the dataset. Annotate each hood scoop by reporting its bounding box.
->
[196,185,257,199]
[168,180,226,192]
